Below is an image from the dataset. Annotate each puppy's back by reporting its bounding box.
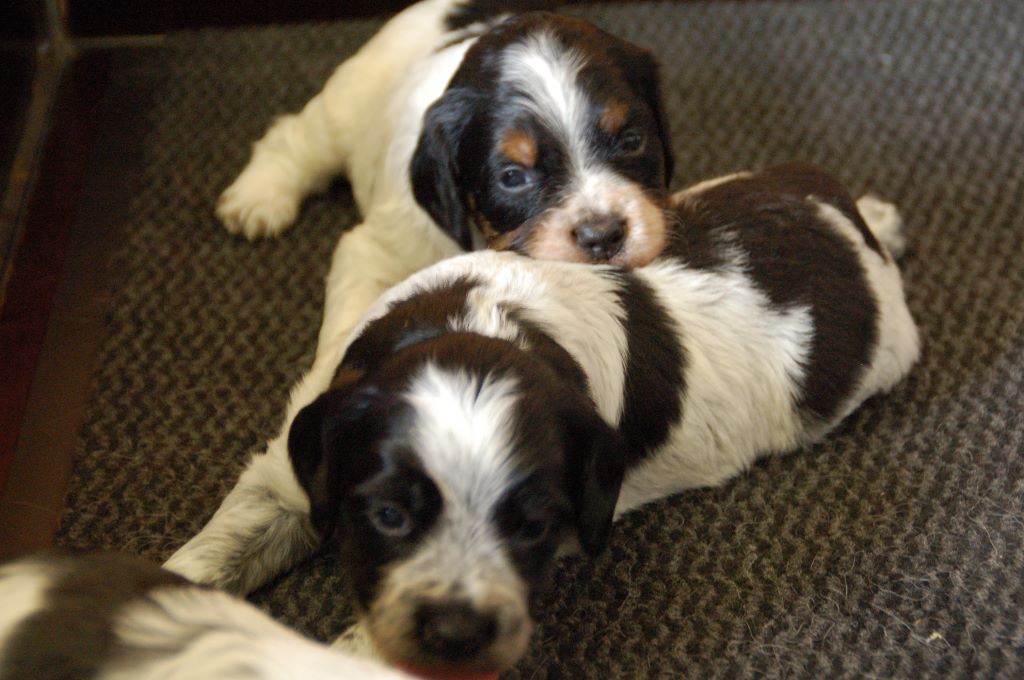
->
[668,162,919,424]
[613,164,919,509]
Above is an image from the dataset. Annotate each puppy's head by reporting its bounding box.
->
[288,338,624,676]
[412,13,673,266]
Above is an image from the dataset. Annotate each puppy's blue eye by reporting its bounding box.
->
[370,502,411,537]
[619,130,645,155]
[499,167,533,192]
[518,518,548,544]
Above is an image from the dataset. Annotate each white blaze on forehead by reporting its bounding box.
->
[502,31,589,170]
[405,363,521,511]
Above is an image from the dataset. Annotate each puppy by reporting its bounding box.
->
[0,551,414,680]
[166,164,920,676]
[216,0,673,364]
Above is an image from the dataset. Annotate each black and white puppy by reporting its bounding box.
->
[167,164,920,676]
[215,0,673,365]
[0,551,414,680]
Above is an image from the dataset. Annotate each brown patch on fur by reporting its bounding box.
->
[500,129,537,167]
[599,99,629,136]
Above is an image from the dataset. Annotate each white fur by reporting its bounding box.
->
[407,367,522,513]
[404,256,631,422]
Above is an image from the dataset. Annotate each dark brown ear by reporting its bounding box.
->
[287,385,384,540]
[559,398,627,555]
[410,87,478,250]
[611,41,674,187]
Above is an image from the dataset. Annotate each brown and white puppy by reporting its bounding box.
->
[168,164,920,677]
[215,0,674,365]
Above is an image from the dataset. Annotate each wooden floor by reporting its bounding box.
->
[0,52,124,558]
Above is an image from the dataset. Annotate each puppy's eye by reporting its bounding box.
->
[517,518,549,545]
[498,167,534,192]
[370,501,412,537]
[618,130,645,155]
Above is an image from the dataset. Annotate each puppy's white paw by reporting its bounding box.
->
[216,169,301,239]
[857,194,906,259]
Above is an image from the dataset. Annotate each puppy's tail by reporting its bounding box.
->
[857,194,907,259]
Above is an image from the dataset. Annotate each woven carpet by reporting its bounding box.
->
[55,1,1024,677]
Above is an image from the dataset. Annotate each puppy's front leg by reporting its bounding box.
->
[163,435,318,594]
[169,208,460,591]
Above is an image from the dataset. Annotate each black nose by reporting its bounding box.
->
[574,216,626,261]
[415,601,498,660]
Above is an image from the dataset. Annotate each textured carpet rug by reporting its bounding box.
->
[56,0,1024,677]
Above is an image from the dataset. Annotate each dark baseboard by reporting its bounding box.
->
[70,0,430,36]
[0,52,110,502]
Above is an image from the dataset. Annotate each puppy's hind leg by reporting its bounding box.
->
[216,85,357,240]
[217,32,397,239]
[311,204,464,365]
[163,437,318,594]
[857,194,906,259]
[216,0,461,239]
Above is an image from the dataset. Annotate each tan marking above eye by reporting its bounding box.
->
[599,99,629,136]
[500,130,538,168]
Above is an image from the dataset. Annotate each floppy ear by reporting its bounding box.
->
[410,87,477,250]
[288,386,382,540]
[612,43,674,187]
[559,399,627,555]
